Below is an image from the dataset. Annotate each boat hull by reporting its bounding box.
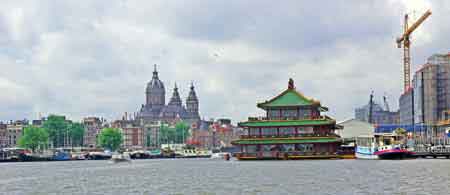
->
[355,152,379,160]
[355,146,378,160]
[374,149,415,160]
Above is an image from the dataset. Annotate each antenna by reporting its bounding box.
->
[383,93,390,112]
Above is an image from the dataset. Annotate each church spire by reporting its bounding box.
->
[186,81,199,117]
[168,82,182,106]
[152,64,159,79]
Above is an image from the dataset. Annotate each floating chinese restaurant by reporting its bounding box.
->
[232,79,343,160]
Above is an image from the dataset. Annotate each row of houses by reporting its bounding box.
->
[0,116,242,150]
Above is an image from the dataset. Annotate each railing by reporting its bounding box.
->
[247,115,330,121]
[239,133,340,139]
[235,151,338,159]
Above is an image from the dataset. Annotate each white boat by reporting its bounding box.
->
[356,133,414,160]
[355,135,379,160]
[175,149,212,158]
[210,152,231,160]
[110,152,132,163]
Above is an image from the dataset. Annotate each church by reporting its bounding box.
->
[136,65,201,126]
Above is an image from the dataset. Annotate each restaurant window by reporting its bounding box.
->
[298,109,312,119]
[268,109,281,119]
[282,109,297,119]
[298,126,313,134]
[279,127,295,136]
[262,145,278,152]
[248,128,259,136]
[245,145,257,153]
[296,144,314,152]
[261,128,277,136]
[280,144,295,152]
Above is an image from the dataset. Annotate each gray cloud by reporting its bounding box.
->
[0,0,448,123]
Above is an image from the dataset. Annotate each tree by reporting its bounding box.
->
[175,122,190,143]
[97,128,123,151]
[159,124,175,144]
[18,126,49,153]
[69,122,85,147]
[43,115,69,148]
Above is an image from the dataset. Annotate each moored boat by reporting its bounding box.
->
[110,152,132,163]
[356,133,415,160]
[130,150,150,159]
[87,151,112,160]
[374,145,415,160]
[210,152,231,160]
[53,150,71,161]
[19,152,53,162]
[338,145,356,159]
[355,135,378,160]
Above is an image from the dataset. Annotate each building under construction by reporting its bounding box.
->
[399,53,450,127]
[355,94,399,125]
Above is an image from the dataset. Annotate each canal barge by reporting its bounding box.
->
[232,79,342,160]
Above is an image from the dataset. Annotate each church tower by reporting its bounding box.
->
[168,83,182,106]
[186,82,199,117]
[146,65,165,108]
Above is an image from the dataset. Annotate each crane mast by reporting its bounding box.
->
[396,9,432,92]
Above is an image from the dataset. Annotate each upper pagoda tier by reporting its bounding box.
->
[257,78,328,111]
[255,79,328,121]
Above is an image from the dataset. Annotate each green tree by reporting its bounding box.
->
[18,126,49,153]
[42,115,69,148]
[69,122,85,147]
[175,122,190,143]
[159,124,174,144]
[97,128,123,151]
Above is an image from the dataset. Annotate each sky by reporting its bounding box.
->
[0,0,449,123]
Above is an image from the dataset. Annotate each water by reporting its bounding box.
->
[1,159,450,195]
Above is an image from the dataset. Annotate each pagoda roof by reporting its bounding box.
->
[232,137,340,145]
[238,118,335,127]
[256,79,326,110]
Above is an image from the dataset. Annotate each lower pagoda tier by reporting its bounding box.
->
[232,79,343,160]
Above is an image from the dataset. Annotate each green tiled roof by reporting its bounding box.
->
[238,119,335,127]
[232,138,341,145]
[257,89,319,108]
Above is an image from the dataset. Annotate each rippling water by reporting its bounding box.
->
[1,159,449,195]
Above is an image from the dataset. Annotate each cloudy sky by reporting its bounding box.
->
[0,0,448,123]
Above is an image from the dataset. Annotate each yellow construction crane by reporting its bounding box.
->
[396,9,432,92]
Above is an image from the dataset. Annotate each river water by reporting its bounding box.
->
[0,159,449,195]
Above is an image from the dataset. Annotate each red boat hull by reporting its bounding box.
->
[374,149,415,160]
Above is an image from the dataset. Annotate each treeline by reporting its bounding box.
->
[19,115,85,152]
[147,122,190,146]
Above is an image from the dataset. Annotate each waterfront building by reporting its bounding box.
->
[111,119,147,150]
[83,117,105,148]
[0,122,7,148]
[232,79,342,160]
[437,110,450,144]
[399,53,450,127]
[143,121,162,149]
[136,65,201,127]
[399,88,415,125]
[5,120,28,147]
[412,53,450,126]
[187,119,214,148]
[337,119,374,142]
[354,98,399,125]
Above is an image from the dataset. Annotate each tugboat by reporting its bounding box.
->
[356,133,415,160]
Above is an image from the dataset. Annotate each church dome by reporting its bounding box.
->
[146,65,165,93]
[145,64,166,107]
